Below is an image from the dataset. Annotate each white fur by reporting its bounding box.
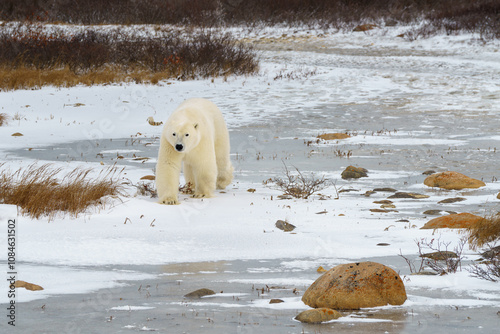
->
[156,98,234,205]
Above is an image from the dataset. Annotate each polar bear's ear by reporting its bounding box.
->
[194,123,199,129]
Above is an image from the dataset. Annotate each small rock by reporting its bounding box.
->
[295,308,342,323]
[424,171,485,190]
[370,208,390,213]
[275,220,296,232]
[184,288,215,299]
[341,166,368,180]
[396,219,410,223]
[373,188,397,192]
[317,133,350,140]
[14,280,43,291]
[480,245,500,259]
[423,210,442,215]
[377,243,390,246]
[421,251,458,261]
[338,189,359,193]
[247,188,256,193]
[388,192,429,199]
[353,24,378,32]
[422,170,436,175]
[497,193,500,200]
[269,299,284,304]
[302,262,407,310]
[11,132,23,136]
[140,175,155,180]
[364,190,375,196]
[374,200,393,204]
[381,204,396,209]
[438,197,466,204]
[421,212,484,229]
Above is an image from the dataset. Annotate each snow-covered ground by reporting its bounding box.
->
[1,24,500,332]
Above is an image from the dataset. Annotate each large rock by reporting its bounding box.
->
[295,308,342,323]
[317,133,350,140]
[184,288,215,298]
[424,171,485,190]
[341,166,368,180]
[421,212,484,229]
[302,262,407,310]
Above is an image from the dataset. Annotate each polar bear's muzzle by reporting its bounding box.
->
[175,144,184,152]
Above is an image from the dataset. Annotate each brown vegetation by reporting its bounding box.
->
[0,113,7,126]
[0,23,258,90]
[0,0,498,39]
[0,163,124,220]
[468,213,500,249]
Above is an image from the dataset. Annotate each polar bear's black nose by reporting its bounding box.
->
[175,144,184,152]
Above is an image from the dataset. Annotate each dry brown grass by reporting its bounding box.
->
[0,66,177,91]
[468,213,500,249]
[0,163,124,220]
[0,113,7,126]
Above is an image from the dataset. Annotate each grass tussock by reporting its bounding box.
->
[0,163,124,220]
[0,113,7,126]
[0,23,258,90]
[468,213,500,249]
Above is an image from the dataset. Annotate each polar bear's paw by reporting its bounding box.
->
[159,196,179,205]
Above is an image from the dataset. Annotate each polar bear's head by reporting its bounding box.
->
[165,122,199,153]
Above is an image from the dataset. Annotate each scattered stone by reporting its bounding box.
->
[140,175,155,180]
[11,132,23,136]
[381,204,396,209]
[295,308,343,323]
[421,212,484,229]
[373,200,393,205]
[370,208,390,213]
[424,171,485,190]
[317,266,327,273]
[438,197,466,204]
[14,281,44,291]
[422,170,436,175]
[423,210,442,216]
[353,24,378,32]
[184,288,215,299]
[388,192,429,199]
[302,262,407,310]
[275,220,296,232]
[373,188,397,192]
[269,299,284,304]
[317,133,350,140]
[421,251,458,261]
[377,243,390,246]
[341,166,368,180]
[338,189,359,193]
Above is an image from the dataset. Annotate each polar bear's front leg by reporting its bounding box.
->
[189,154,216,199]
[156,142,183,205]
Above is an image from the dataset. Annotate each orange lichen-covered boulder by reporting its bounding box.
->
[317,133,351,140]
[424,171,485,190]
[302,262,407,310]
[421,212,484,229]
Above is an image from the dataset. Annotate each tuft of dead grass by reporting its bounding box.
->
[0,113,7,126]
[468,213,500,249]
[0,163,124,220]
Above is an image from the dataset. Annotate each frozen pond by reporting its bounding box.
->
[1,27,500,333]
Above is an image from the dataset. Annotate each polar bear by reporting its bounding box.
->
[156,98,234,205]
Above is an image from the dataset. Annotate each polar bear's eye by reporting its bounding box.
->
[172,133,176,137]
[185,133,189,137]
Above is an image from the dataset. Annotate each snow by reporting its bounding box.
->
[1,23,500,314]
